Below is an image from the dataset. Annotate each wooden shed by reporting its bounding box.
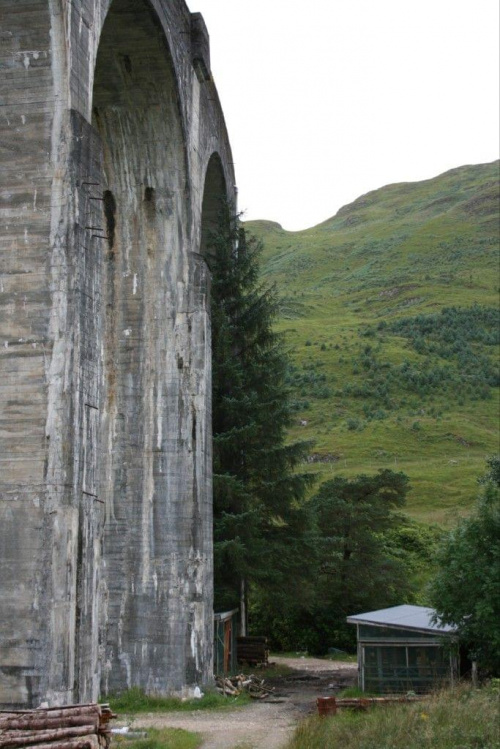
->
[214,609,239,675]
[347,605,457,694]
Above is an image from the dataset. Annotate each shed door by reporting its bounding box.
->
[224,619,232,673]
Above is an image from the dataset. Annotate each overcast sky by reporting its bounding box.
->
[192,0,500,231]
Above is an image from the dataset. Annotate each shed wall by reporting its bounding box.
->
[362,643,451,694]
[356,624,455,694]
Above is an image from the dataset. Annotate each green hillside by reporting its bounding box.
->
[245,161,500,526]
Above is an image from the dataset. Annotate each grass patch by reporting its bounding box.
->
[286,684,500,749]
[325,652,357,663]
[337,686,375,698]
[113,727,201,749]
[107,686,250,713]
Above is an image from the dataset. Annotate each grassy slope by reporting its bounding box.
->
[245,161,500,525]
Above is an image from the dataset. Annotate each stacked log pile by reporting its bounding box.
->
[0,704,115,749]
[215,674,275,700]
[236,636,269,666]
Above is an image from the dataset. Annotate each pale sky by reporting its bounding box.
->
[192,0,500,231]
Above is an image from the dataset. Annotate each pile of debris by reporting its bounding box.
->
[215,674,275,700]
[0,704,116,749]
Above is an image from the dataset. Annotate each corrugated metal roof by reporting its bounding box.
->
[346,605,456,634]
[214,608,239,622]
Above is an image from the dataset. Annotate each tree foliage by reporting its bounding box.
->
[478,454,500,486]
[309,470,413,649]
[253,470,421,654]
[330,305,500,422]
[430,458,500,673]
[209,208,313,616]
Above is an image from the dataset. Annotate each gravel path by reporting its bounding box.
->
[133,699,298,749]
[273,655,356,673]
[131,658,357,749]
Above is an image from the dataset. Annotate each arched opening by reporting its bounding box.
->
[200,153,228,256]
[91,0,200,696]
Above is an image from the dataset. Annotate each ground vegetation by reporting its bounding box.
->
[286,683,500,749]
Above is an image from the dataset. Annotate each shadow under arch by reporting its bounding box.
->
[200,152,230,257]
[89,0,210,697]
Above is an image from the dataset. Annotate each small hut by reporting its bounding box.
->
[347,605,457,694]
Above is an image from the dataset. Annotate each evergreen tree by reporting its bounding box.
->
[312,470,409,585]
[208,208,313,627]
[308,470,413,652]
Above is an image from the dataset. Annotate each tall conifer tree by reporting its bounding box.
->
[209,208,312,627]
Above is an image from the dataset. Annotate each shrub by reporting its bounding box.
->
[347,418,363,431]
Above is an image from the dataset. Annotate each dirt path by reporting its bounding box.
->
[131,657,357,749]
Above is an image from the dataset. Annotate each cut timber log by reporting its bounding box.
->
[23,738,100,749]
[0,725,98,747]
[0,716,100,732]
[0,704,114,749]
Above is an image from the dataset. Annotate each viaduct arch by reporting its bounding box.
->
[0,0,235,707]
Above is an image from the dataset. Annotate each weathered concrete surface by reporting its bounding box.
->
[0,0,235,708]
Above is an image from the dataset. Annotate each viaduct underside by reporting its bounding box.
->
[0,0,235,708]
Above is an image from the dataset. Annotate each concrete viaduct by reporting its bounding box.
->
[0,0,235,708]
